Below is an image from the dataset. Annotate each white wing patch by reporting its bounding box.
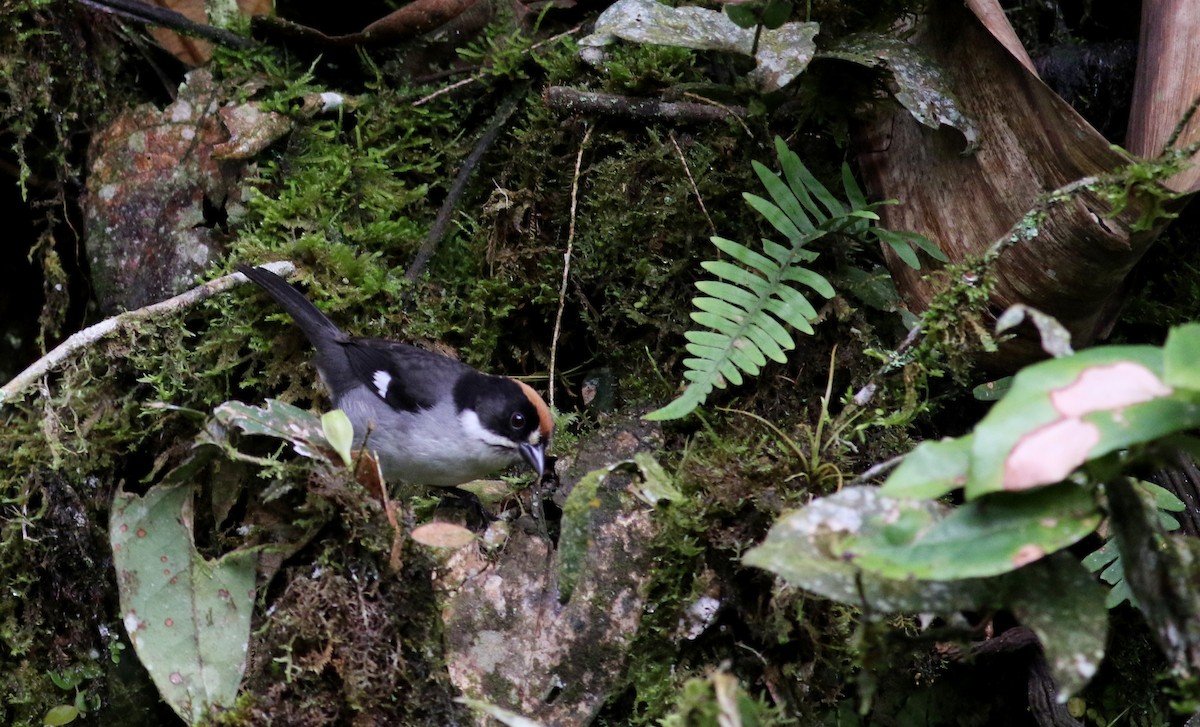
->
[372,370,392,400]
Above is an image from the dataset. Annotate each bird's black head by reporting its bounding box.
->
[455,374,546,443]
[454,373,552,475]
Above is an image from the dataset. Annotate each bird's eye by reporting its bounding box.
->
[510,412,526,430]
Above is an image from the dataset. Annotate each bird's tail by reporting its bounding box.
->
[237,264,346,348]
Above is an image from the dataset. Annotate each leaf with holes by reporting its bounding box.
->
[111,481,256,724]
[211,398,338,463]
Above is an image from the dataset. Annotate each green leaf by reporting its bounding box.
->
[321,409,354,467]
[1163,322,1200,390]
[873,228,921,269]
[695,280,761,311]
[880,435,973,499]
[744,487,1107,696]
[1007,555,1108,697]
[211,398,338,464]
[1108,477,1200,672]
[838,483,1100,580]
[701,260,770,292]
[724,2,761,29]
[753,161,813,234]
[743,192,805,241]
[775,136,842,219]
[1138,479,1186,512]
[841,163,869,211]
[907,231,950,262]
[781,267,835,298]
[760,0,792,29]
[1083,538,1137,608]
[631,452,684,505]
[739,321,790,363]
[763,286,818,325]
[691,310,744,339]
[645,384,711,420]
[711,235,777,276]
[559,458,663,599]
[743,487,973,611]
[995,304,1074,358]
[761,237,818,265]
[965,346,1173,498]
[110,482,257,724]
[693,295,750,324]
[972,376,1012,401]
[43,705,79,726]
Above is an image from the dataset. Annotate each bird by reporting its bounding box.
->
[237,263,552,487]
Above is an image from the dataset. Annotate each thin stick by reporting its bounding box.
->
[669,131,716,236]
[413,74,479,107]
[406,87,525,280]
[549,125,593,410]
[544,87,748,123]
[679,92,754,137]
[1164,90,1200,153]
[412,25,584,107]
[0,261,296,406]
[847,452,907,486]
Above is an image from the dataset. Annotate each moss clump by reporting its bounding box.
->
[224,534,465,725]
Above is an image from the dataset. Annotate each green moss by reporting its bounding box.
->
[600,43,703,95]
[660,669,790,726]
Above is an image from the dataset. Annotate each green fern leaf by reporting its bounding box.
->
[646,229,827,421]
[648,138,937,421]
[776,137,843,220]
[753,161,815,234]
[842,163,869,211]
[874,228,922,268]
[743,193,807,240]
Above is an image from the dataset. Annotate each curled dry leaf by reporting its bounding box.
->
[253,0,483,49]
[147,0,271,65]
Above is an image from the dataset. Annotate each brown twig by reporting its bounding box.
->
[406,87,526,280]
[544,87,748,123]
[679,91,754,136]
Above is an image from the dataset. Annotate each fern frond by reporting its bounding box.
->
[647,138,948,420]
[646,231,830,422]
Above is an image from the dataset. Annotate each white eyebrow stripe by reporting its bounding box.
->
[372,370,391,400]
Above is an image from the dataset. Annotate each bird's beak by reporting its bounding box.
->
[519,441,546,478]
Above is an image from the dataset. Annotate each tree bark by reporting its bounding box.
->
[855,0,1188,368]
[1127,0,1200,193]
